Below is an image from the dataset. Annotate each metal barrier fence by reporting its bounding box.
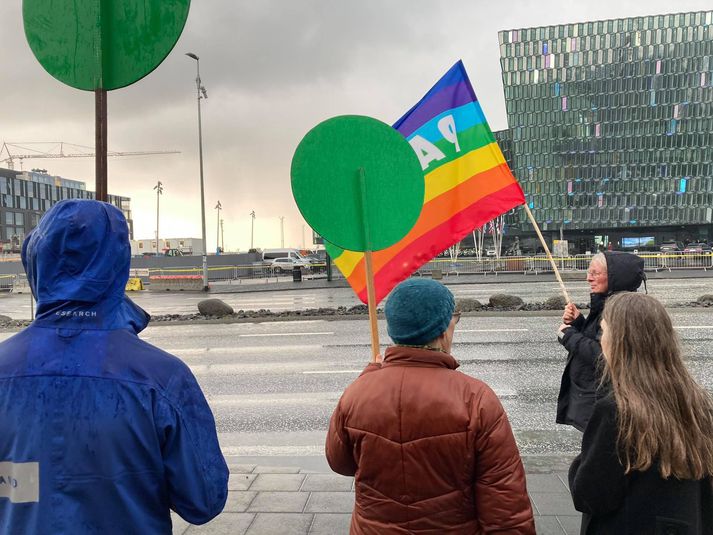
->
[123,253,713,286]
[417,253,713,276]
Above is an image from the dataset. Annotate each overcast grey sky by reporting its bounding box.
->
[2,1,711,251]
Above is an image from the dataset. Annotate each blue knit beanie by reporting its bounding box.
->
[385,278,455,345]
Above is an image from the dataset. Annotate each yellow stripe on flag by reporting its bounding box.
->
[333,249,364,278]
[424,143,505,202]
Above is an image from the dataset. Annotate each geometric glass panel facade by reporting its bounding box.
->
[498,11,713,246]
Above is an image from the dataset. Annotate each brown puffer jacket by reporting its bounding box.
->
[326,346,535,534]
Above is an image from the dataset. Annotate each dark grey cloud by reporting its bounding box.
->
[2,0,712,249]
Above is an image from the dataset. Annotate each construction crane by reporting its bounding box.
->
[0,142,180,171]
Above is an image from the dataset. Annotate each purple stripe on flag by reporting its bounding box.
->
[396,80,477,137]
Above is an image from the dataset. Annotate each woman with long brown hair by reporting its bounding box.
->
[569,292,713,534]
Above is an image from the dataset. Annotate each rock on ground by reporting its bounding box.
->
[456,298,483,312]
[489,293,524,308]
[697,294,713,305]
[543,295,567,310]
[198,299,234,317]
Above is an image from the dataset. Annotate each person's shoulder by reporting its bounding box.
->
[103,330,198,392]
[454,371,502,406]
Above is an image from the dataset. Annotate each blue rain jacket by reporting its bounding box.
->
[0,200,228,534]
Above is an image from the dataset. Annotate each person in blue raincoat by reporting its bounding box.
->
[0,200,228,534]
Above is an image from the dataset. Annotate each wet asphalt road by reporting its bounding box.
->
[135,309,713,461]
[4,276,713,319]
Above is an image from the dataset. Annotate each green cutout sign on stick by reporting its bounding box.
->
[23,0,191,201]
[291,115,424,252]
[23,0,191,91]
[291,115,424,362]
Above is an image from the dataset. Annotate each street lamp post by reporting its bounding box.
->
[279,216,285,248]
[153,180,163,254]
[250,211,256,250]
[186,52,209,291]
[215,200,222,253]
[220,218,225,252]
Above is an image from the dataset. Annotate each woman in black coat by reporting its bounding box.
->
[569,293,713,534]
[556,252,645,431]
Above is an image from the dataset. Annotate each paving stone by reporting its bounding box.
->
[534,516,565,535]
[229,464,257,474]
[558,515,583,535]
[301,474,354,492]
[253,465,301,474]
[251,473,306,491]
[248,491,310,512]
[224,491,258,512]
[230,473,258,491]
[245,513,314,535]
[171,513,191,535]
[304,492,354,513]
[308,513,352,534]
[527,473,570,493]
[530,497,539,516]
[184,513,255,534]
[530,492,579,516]
[556,471,571,491]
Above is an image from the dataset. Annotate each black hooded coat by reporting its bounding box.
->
[556,251,645,431]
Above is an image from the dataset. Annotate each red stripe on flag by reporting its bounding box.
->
[354,182,524,303]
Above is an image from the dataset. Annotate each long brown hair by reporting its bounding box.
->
[601,292,713,479]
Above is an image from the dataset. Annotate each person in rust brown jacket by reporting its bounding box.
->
[326,278,535,534]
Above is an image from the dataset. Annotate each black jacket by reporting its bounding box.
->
[569,395,713,534]
[556,252,645,431]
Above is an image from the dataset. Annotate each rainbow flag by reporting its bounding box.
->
[325,60,525,303]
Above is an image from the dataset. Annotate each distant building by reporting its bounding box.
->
[130,238,203,256]
[497,10,713,252]
[0,167,132,253]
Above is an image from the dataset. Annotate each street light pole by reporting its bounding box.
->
[153,180,163,254]
[220,218,225,252]
[250,211,256,250]
[215,200,222,253]
[279,216,285,248]
[186,52,209,291]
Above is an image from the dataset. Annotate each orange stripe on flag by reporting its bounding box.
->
[346,163,517,294]
[424,142,505,202]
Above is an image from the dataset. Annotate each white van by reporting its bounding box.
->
[262,248,306,262]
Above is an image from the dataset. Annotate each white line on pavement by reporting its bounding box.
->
[167,344,323,355]
[457,329,530,333]
[675,325,713,329]
[302,370,364,375]
[238,332,334,338]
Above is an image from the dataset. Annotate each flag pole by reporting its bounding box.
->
[358,167,381,363]
[523,204,571,303]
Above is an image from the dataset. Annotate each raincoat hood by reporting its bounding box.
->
[603,251,646,293]
[21,199,149,332]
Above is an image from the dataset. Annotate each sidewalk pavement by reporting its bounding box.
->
[172,456,581,535]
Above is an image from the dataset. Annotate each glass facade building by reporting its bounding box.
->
[498,10,713,252]
[0,167,132,252]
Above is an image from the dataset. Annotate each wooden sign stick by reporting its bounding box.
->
[358,167,381,363]
[523,204,572,304]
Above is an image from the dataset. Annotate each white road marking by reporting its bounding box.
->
[302,370,364,375]
[167,344,323,355]
[457,328,529,333]
[209,392,341,406]
[675,325,713,330]
[238,332,334,338]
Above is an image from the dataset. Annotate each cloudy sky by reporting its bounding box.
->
[2,1,711,251]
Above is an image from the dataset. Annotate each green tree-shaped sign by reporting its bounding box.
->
[23,0,191,91]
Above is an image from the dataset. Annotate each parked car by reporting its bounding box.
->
[683,242,711,253]
[268,257,313,274]
[659,242,683,254]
